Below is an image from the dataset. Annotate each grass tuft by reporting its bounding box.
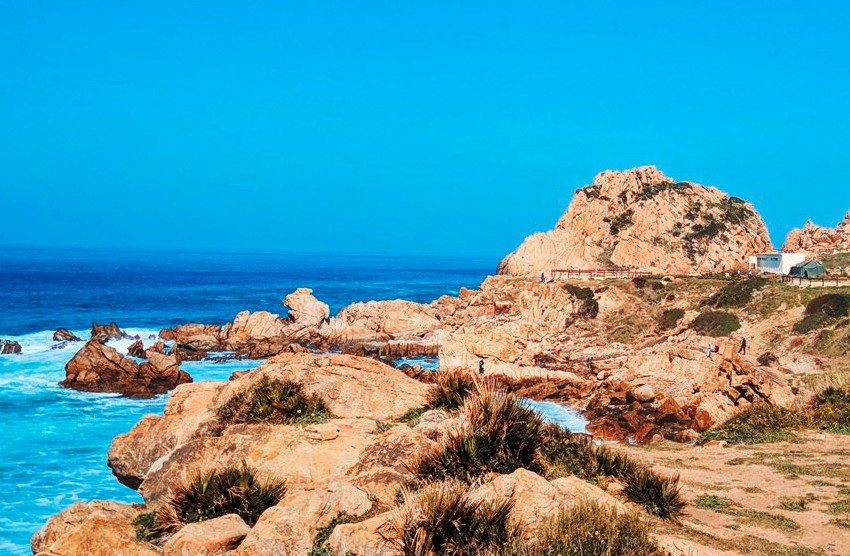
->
[392,481,514,556]
[151,462,285,540]
[426,370,476,411]
[697,404,804,445]
[216,376,331,427]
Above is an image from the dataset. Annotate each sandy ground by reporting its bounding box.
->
[624,432,850,556]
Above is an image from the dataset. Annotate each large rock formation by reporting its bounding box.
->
[783,209,850,254]
[498,166,771,275]
[61,339,191,398]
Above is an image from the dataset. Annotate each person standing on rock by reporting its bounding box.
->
[540,272,545,283]
[479,359,485,375]
[586,356,593,371]
[706,341,713,358]
[738,337,747,355]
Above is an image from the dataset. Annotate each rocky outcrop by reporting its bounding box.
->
[31,501,157,556]
[161,514,250,556]
[284,287,330,328]
[498,166,771,275]
[61,338,191,398]
[91,321,132,341]
[783,210,850,254]
[53,328,82,342]
[127,339,146,358]
[0,339,22,354]
[107,353,431,499]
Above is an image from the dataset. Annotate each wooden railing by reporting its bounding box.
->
[551,268,653,280]
[781,275,850,287]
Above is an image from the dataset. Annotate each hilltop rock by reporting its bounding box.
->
[0,339,21,354]
[498,166,771,275]
[53,328,82,342]
[783,210,850,254]
[61,338,191,398]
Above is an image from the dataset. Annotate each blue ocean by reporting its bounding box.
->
[0,248,585,555]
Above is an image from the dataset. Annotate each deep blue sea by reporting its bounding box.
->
[0,248,585,555]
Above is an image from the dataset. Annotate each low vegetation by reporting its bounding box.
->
[530,503,668,556]
[426,369,476,411]
[696,404,804,445]
[562,283,599,318]
[657,308,685,330]
[309,511,362,556]
[694,493,799,533]
[411,390,544,482]
[398,406,426,427]
[702,277,767,309]
[216,376,331,427]
[690,310,741,336]
[392,481,514,556]
[793,293,850,334]
[606,209,634,236]
[151,463,286,540]
[132,510,157,542]
[807,386,850,434]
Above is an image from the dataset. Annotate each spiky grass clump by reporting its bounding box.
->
[412,390,545,482]
[532,503,668,556]
[152,462,286,539]
[808,386,850,434]
[216,376,331,427]
[540,425,684,522]
[696,404,804,445]
[426,370,476,411]
[392,481,514,556]
[620,466,685,522]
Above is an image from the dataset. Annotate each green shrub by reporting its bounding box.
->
[793,311,834,334]
[393,481,514,556]
[657,308,685,330]
[427,370,476,411]
[696,404,804,445]
[398,406,426,427]
[607,209,634,235]
[690,311,740,336]
[621,466,685,522]
[717,197,754,225]
[216,376,331,427]
[808,387,850,434]
[540,425,684,522]
[533,503,668,556]
[310,511,361,556]
[805,294,850,318]
[561,284,599,318]
[132,510,157,542]
[703,278,767,308]
[412,391,545,482]
[153,463,286,539]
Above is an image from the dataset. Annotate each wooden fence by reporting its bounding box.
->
[551,268,653,280]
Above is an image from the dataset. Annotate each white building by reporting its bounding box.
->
[750,252,807,275]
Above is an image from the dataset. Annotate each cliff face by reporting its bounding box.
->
[782,210,850,254]
[498,166,772,275]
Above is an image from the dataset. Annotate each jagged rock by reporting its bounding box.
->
[127,339,146,358]
[31,501,157,556]
[161,513,249,556]
[61,338,191,398]
[783,210,850,254]
[284,287,330,327]
[0,339,21,354]
[498,166,771,275]
[53,328,82,342]
[91,321,131,341]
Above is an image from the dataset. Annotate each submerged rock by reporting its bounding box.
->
[61,338,191,398]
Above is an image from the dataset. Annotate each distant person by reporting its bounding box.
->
[738,337,747,355]
[586,356,593,371]
[747,270,753,280]
[706,342,713,358]
[478,359,485,375]
[541,272,545,283]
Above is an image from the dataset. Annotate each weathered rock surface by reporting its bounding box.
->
[498,166,771,275]
[783,209,850,254]
[31,501,157,556]
[284,287,330,328]
[53,328,82,342]
[61,338,191,398]
[0,339,22,354]
[127,339,146,358]
[91,321,132,341]
[161,513,249,556]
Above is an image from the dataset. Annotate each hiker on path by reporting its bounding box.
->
[706,341,713,358]
[586,356,593,371]
[478,359,485,375]
[738,337,747,355]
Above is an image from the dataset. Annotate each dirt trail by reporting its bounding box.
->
[626,432,850,555]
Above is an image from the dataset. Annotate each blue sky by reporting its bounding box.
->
[1,1,848,257]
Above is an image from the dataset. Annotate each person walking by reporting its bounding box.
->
[540,272,545,283]
[738,337,747,355]
[586,356,593,371]
[706,341,713,358]
[478,359,485,375]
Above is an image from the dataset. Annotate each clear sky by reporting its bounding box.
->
[1,1,848,258]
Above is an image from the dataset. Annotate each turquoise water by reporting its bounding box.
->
[0,249,585,554]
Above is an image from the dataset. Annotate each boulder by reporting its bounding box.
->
[31,501,157,556]
[61,338,191,398]
[326,512,398,556]
[53,328,82,342]
[284,287,330,327]
[498,166,771,275]
[161,513,249,556]
[231,508,312,555]
[127,339,146,358]
[0,339,21,354]
[91,321,131,341]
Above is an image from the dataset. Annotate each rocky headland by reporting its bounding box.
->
[783,209,850,254]
[36,167,850,555]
